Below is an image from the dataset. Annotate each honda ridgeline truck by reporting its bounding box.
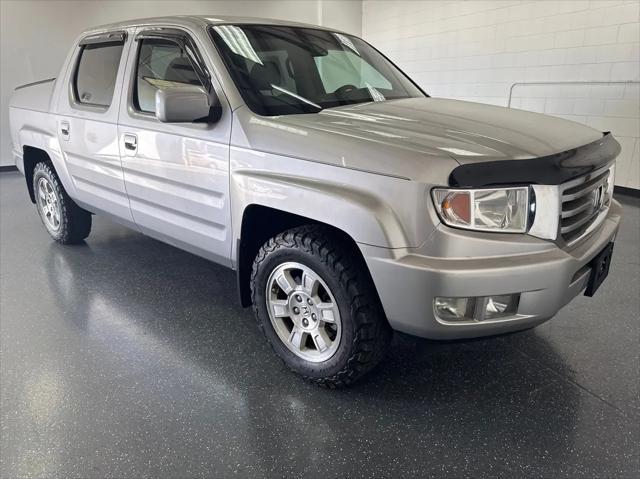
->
[9,16,622,387]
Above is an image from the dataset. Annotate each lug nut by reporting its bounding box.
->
[311,313,317,321]
[307,298,313,305]
[293,307,300,314]
[295,295,302,302]
[302,318,309,327]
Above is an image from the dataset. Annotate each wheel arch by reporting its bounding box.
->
[17,122,75,204]
[236,204,379,308]
[230,164,420,309]
[23,146,55,203]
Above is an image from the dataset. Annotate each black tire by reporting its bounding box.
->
[33,162,92,244]
[251,225,392,388]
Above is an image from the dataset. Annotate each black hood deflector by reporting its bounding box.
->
[449,132,620,188]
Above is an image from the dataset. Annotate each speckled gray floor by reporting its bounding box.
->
[1,171,639,478]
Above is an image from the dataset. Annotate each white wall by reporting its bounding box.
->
[363,0,640,189]
[0,0,362,166]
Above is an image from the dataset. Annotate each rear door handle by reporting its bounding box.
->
[60,121,70,140]
[123,133,137,155]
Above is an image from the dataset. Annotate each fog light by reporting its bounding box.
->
[435,294,520,322]
[434,297,476,321]
[484,294,519,319]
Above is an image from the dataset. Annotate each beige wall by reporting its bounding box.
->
[0,0,363,166]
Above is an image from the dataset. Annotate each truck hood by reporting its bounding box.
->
[237,97,603,182]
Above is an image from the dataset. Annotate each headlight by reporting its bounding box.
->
[432,186,529,233]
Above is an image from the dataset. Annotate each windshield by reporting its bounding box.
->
[209,24,425,116]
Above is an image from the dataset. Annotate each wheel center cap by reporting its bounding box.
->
[289,292,317,329]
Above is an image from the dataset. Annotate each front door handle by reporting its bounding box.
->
[123,133,137,155]
[60,121,70,140]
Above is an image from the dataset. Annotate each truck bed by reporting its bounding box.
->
[10,78,56,113]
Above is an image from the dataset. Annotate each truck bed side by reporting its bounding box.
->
[8,79,74,203]
[9,78,57,164]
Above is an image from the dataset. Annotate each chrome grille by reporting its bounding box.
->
[559,169,610,244]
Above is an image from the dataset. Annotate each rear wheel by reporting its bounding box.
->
[33,162,92,244]
[251,225,392,388]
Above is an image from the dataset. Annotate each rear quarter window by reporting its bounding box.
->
[73,42,124,107]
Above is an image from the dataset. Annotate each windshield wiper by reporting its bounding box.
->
[269,85,323,111]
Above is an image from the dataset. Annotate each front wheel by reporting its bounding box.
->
[251,225,392,388]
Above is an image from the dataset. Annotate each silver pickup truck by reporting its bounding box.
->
[9,15,622,387]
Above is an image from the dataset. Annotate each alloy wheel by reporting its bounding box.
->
[265,261,342,362]
[37,177,61,232]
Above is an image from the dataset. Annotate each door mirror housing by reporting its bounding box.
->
[155,85,219,123]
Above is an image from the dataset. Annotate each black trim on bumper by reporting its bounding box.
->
[449,132,621,188]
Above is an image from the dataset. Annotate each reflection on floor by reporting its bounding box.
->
[1,171,638,477]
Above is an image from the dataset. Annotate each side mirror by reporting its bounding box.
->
[155,85,218,123]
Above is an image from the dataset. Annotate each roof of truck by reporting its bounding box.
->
[84,15,347,35]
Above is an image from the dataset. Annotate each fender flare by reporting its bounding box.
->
[230,168,410,262]
[18,125,77,200]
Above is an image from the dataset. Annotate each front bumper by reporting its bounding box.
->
[362,200,622,340]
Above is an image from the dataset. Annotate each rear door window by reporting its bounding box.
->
[74,42,124,107]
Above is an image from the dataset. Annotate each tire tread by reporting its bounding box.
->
[33,162,91,244]
[250,225,391,388]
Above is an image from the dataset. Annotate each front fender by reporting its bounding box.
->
[230,147,436,262]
